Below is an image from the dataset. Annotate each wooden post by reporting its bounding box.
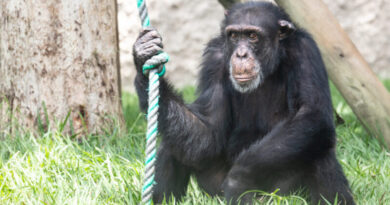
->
[219,0,390,147]
[0,0,124,134]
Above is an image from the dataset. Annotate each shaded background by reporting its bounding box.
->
[118,0,390,92]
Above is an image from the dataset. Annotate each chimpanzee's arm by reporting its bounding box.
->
[133,30,230,168]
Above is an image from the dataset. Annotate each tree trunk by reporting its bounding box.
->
[0,0,123,134]
[218,0,390,147]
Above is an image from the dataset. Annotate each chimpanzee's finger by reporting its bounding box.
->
[138,27,155,37]
[140,38,163,48]
[142,45,163,55]
[138,30,162,44]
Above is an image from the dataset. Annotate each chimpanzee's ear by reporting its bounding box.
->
[278,20,296,40]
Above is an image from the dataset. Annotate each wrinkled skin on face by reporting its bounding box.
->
[224,6,295,93]
[227,25,263,93]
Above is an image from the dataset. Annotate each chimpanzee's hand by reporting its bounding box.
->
[133,27,164,73]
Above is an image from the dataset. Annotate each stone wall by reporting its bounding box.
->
[325,0,390,78]
[118,0,390,92]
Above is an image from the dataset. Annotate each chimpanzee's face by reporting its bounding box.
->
[224,5,295,93]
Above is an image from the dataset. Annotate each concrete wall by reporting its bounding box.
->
[118,0,390,92]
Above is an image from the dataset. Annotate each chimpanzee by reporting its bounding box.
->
[133,2,355,205]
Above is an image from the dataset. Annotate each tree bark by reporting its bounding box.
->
[0,0,123,134]
[218,0,390,147]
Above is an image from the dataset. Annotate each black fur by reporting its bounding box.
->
[133,2,355,204]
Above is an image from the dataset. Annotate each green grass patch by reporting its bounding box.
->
[0,83,389,204]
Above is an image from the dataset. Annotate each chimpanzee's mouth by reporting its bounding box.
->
[229,62,263,93]
[234,74,257,83]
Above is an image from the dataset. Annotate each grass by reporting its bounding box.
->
[0,81,389,204]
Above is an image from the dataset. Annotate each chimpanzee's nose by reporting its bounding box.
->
[236,47,248,59]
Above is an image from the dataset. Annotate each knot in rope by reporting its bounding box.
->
[142,51,169,77]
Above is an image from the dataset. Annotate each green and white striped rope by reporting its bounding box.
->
[136,0,169,204]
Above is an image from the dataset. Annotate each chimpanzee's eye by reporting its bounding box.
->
[249,32,258,42]
[230,32,238,40]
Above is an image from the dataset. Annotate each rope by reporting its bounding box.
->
[136,0,169,204]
